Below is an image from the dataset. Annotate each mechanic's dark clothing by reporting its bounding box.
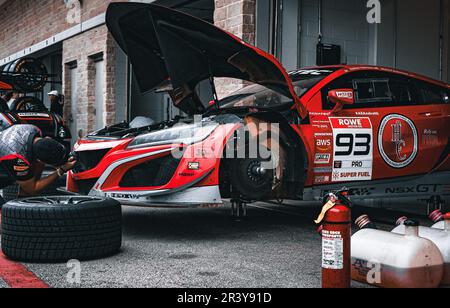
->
[50,98,64,117]
[0,113,13,132]
[0,125,41,189]
[0,97,8,111]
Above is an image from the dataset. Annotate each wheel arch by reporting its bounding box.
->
[217,111,308,200]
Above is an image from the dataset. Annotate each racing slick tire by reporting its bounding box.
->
[9,96,46,112]
[1,58,48,92]
[1,196,122,263]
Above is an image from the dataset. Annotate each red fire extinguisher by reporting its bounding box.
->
[315,189,352,288]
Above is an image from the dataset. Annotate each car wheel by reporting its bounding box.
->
[1,196,122,263]
[229,158,274,201]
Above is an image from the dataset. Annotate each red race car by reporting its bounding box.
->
[67,3,450,212]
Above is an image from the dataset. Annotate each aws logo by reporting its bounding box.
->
[316,139,332,152]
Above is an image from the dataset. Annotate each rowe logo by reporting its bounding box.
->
[338,118,363,128]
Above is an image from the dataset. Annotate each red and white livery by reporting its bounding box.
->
[67,3,450,211]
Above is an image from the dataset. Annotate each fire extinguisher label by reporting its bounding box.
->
[322,230,344,270]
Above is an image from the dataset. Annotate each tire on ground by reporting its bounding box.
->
[2,184,19,202]
[1,196,122,263]
[2,174,68,203]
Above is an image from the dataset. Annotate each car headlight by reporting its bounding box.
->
[128,123,219,149]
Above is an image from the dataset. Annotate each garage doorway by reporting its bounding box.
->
[68,62,78,145]
[129,0,215,123]
[92,54,105,131]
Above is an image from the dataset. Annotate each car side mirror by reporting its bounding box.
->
[328,89,355,105]
[328,89,355,113]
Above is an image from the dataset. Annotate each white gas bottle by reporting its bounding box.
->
[429,210,445,228]
[430,212,449,231]
[352,220,444,288]
[392,214,450,285]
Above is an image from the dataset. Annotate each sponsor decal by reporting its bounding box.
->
[291,69,333,76]
[188,162,200,170]
[332,171,371,182]
[315,138,332,152]
[18,113,50,118]
[312,120,333,124]
[385,184,441,194]
[322,187,375,196]
[348,187,375,196]
[312,124,330,130]
[314,153,331,165]
[378,114,418,169]
[355,111,379,116]
[314,132,333,137]
[108,193,141,200]
[329,117,373,182]
[335,91,353,99]
[310,112,333,117]
[314,175,330,184]
[423,129,439,146]
[179,172,195,177]
[313,167,333,174]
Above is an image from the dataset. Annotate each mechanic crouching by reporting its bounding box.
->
[0,124,76,208]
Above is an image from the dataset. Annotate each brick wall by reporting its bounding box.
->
[0,0,124,60]
[62,25,117,138]
[214,0,256,98]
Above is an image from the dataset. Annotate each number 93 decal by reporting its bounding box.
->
[329,118,374,182]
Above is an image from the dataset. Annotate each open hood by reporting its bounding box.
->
[106,3,306,117]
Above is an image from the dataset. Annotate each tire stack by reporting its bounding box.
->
[1,58,48,92]
[1,196,122,263]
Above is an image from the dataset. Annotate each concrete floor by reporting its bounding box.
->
[0,200,441,288]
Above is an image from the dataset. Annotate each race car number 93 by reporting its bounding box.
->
[329,117,374,182]
[335,133,371,156]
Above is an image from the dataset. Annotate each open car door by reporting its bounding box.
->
[106,2,306,117]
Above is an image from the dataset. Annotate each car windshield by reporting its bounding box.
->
[218,68,338,109]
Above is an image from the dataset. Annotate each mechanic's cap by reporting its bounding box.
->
[33,138,68,166]
[48,90,59,96]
